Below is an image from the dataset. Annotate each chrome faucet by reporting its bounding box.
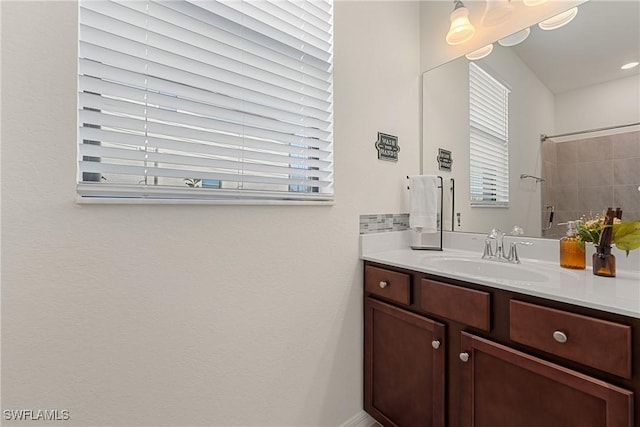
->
[504,240,532,264]
[482,238,494,259]
[495,230,506,260]
[483,228,506,260]
[482,227,533,264]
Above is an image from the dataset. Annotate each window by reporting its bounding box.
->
[469,62,509,206]
[78,0,333,203]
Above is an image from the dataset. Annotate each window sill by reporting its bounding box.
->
[76,183,334,206]
[76,196,334,206]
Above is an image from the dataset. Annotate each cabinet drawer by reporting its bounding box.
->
[365,265,411,305]
[510,300,632,378]
[420,279,491,331]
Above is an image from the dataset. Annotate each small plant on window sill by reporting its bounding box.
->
[576,211,640,256]
[184,178,202,188]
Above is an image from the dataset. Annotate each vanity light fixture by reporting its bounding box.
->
[538,7,578,31]
[446,0,476,45]
[621,61,639,70]
[498,28,531,47]
[482,0,514,27]
[465,44,494,61]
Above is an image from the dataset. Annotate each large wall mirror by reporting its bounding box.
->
[422,0,640,239]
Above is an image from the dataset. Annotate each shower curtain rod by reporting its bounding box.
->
[540,122,640,142]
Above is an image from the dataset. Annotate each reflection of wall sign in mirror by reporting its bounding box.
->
[437,148,452,171]
[375,132,400,162]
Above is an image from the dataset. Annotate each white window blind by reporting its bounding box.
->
[77,0,334,202]
[469,62,509,206]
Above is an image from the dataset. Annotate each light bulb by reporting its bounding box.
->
[482,0,514,27]
[538,7,578,31]
[465,44,494,61]
[446,2,476,45]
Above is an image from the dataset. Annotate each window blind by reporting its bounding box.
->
[77,0,334,202]
[469,62,509,206]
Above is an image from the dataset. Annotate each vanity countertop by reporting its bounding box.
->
[361,231,640,319]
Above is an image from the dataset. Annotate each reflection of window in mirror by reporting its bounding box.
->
[469,62,510,207]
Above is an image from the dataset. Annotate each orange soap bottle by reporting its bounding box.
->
[559,221,585,269]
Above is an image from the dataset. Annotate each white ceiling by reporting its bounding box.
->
[509,0,640,94]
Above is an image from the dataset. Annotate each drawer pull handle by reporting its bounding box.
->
[553,331,568,343]
[459,352,470,363]
[432,340,441,350]
[379,281,388,289]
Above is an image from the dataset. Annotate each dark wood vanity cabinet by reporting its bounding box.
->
[364,298,445,427]
[364,266,445,426]
[363,261,636,427]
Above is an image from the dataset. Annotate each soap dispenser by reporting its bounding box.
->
[559,221,585,269]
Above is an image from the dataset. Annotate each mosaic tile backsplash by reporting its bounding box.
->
[360,213,410,234]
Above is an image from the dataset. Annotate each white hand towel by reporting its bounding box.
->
[409,175,438,233]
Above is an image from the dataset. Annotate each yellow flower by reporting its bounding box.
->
[576,213,604,245]
[576,211,640,256]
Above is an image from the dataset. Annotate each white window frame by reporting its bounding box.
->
[468,62,510,207]
[77,0,334,204]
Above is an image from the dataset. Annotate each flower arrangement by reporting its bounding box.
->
[576,211,640,256]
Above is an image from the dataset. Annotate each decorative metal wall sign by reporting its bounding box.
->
[437,148,452,171]
[375,132,400,162]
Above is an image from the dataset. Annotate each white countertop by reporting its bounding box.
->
[361,231,640,319]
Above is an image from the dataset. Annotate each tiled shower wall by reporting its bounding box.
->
[541,130,640,238]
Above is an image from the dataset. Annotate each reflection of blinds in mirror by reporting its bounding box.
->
[469,62,510,207]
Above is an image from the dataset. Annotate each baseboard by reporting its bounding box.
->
[340,410,376,427]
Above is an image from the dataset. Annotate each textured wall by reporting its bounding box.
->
[0,1,422,425]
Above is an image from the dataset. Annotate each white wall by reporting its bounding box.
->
[422,46,554,236]
[0,1,422,426]
[555,75,640,135]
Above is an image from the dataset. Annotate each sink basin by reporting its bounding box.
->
[421,256,554,283]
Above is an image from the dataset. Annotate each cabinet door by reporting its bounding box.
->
[459,332,633,427]
[364,297,445,427]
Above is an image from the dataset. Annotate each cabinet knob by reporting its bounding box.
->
[459,352,470,363]
[553,330,568,343]
[379,281,388,289]
[432,340,441,350]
